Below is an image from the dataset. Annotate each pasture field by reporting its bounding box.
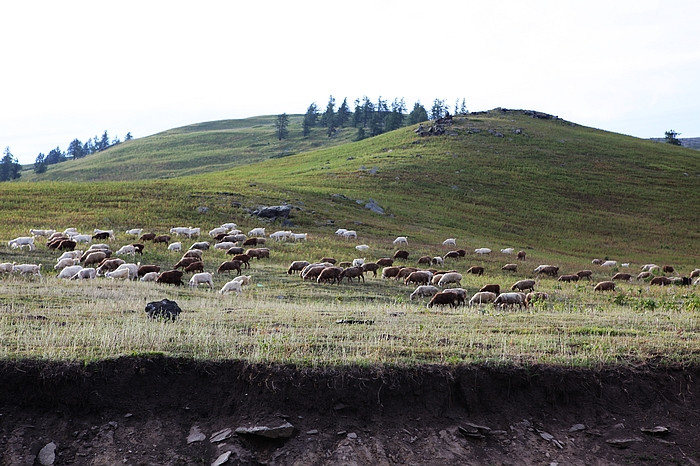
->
[1,230,698,367]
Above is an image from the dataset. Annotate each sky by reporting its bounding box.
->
[2,0,699,164]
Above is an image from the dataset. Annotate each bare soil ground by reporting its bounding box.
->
[1,357,698,465]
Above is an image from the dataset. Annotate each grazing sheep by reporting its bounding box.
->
[361,263,380,278]
[214,241,238,251]
[438,272,462,287]
[115,263,139,280]
[71,267,96,280]
[287,260,310,275]
[218,260,243,275]
[405,271,433,286]
[396,267,418,281]
[168,242,182,252]
[576,270,593,280]
[152,235,171,244]
[594,281,616,292]
[229,254,251,269]
[637,271,653,280]
[70,234,92,244]
[57,250,83,261]
[650,276,672,286]
[8,237,36,250]
[0,263,15,273]
[342,230,357,240]
[474,248,491,255]
[317,266,343,284]
[92,231,112,241]
[409,285,439,300]
[246,248,270,259]
[500,248,514,254]
[116,244,137,256]
[189,241,210,250]
[219,279,243,295]
[243,237,266,246]
[466,266,484,276]
[248,227,266,237]
[443,251,461,260]
[140,271,159,282]
[95,258,125,276]
[558,274,579,283]
[156,270,185,286]
[381,266,402,279]
[335,228,348,236]
[125,228,143,237]
[340,267,365,283]
[442,238,457,247]
[352,258,365,268]
[301,264,329,281]
[137,265,161,277]
[517,250,527,261]
[57,265,83,279]
[601,260,617,267]
[56,240,77,251]
[592,259,604,265]
[174,256,201,269]
[432,256,444,266]
[494,292,527,309]
[54,258,79,270]
[417,256,432,266]
[468,291,498,306]
[534,265,559,276]
[232,275,252,286]
[355,244,370,251]
[376,258,394,267]
[184,261,205,274]
[479,284,500,295]
[662,265,675,274]
[511,279,535,292]
[209,227,228,237]
[525,292,549,306]
[442,288,467,302]
[427,291,463,308]
[393,236,408,245]
[189,272,214,289]
[431,274,444,286]
[502,263,518,272]
[320,257,337,265]
[269,230,291,241]
[29,228,56,237]
[82,251,108,267]
[226,247,245,256]
[393,250,409,260]
[689,269,700,279]
[292,233,308,242]
[106,268,130,280]
[612,273,632,281]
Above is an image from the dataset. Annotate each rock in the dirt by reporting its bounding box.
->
[145,299,182,321]
[253,205,291,219]
[212,451,231,466]
[364,199,384,215]
[606,437,642,448]
[569,424,586,432]
[210,428,232,443]
[235,421,294,439]
[38,442,56,465]
[187,425,206,444]
[641,425,670,435]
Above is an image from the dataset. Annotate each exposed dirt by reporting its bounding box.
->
[1,357,698,465]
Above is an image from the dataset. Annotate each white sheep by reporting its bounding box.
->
[106,268,130,280]
[168,242,182,252]
[355,244,369,251]
[29,229,55,237]
[621,263,630,268]
[87,244,110,251]
[352,258,365,267]
[170,226,192,236]
[494,292,526,309]
[468,291,498,306]
[125,228,143,237]
[1,262,16,273]
[12,263,42,276]
[71,267,96,280]
[601,260,617,267]
[641,263,658,271]
[189,272,214,289]
[185,227,200,238]
[63,227,78,236]
[116,263,139,280]
[270,230,292,241]
[442,238,457,247]
[71,234,92,243]
[57,250,83,261]
[474,248,492,255]
[209,227,228,237]
[93,229,115,239]
[232,275,252,286]
[214,241,237,251]
[442,287,468,301]
[409,285,439,300]
[8,237,35,250]
[58,265,83,279]
[291,233,307,242]
[54,258,79,270]
[393,236,408,245]
[342,230,357,240]
[219,279,243,295]
[438,272,463,287]
[335,228,348,236]
[220,222,237,230]
[500,248,514,254]
[116,245,137,256]
[140,271,159,282]
[432,256,444,266]
[248,227,266,237]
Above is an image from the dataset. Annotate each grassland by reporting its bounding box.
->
[1,109,699,368]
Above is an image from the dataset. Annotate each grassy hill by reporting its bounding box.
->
[4,109,699,266]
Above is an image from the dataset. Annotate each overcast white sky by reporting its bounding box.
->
[2,0,699,164]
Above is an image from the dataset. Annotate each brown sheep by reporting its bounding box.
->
[690,269,700,279]
[455,249,467,257]
[230,254,251,269]
[96,258,125,274]
[317,266,343,284]
[82,251,108,267]
[139,233,156,241]
[156,270,184,286]
[650,276,672,286]
[217,260,242,275]
[558,274,579,283]
[376,258,394,267]
[361,263,380,278]
[466,266,484,276]
[92,231,110,240]
[591,258,604,265]
[479,284,500,295]
[320,257,337,264]
[396,267,418,281]
[427,291,462,308]
[184,261,204,273]
[612,273,632,281]
[246,248,270,259]
[417,256,432,266]
[243,237,265,246]
[511,279,536,292]
[340,267,364,283]
[153,235,171,244]
[132,243,145,254]
[137,265,161,277]
[47,235,69,249]
[576,270,593,280]
[381,266,402,279]
[287,260,310,275]
[443,251,460,260]
[517,250,526,261]
[338,262,352,268]
[502,263,518,272]
[536,265,559,277]
[57,240,77,251]
[662,265,675,274]
[183,249,203,258]
[225,247,245,256]
[405,271,432,286]
[637,271,653,280]
[174,256,201,269]
[393,250,409,260]
[525,292,548,306]
[302,265,327,281]
[594,281,615,292]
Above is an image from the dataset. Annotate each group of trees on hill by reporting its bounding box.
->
[0,147,22,181]
[32,130,132,174]
[278,96,469,141]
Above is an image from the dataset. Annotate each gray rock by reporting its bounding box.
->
[253,205,291,219]
[368,167,378,175]
[569,424,586,432]
[235,421,294,439]
[188,425,206,444]
[641,425,669,435]
[347,432,357,439]
[210,428,232,443]
[364,199,384,215]
[606,437,642,448]
[38,442,56,465]
[212,451,231,466]
[196,206,209,214]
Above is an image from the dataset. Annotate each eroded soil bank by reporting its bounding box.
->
[1,357,698,465]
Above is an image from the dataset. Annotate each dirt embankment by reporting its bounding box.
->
[1,357,698,465]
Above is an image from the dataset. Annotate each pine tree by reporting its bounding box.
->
[665,130,681,146]
[68,139,85,159]
[0,147,21,181]
[34,153,47,174]
[320,95,336,129]
[275,113,289,140]
[408,102,428,125]
[302,103,318,137]
[336,98,350,127]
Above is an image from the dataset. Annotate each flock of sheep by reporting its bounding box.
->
[3,226,699,311]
